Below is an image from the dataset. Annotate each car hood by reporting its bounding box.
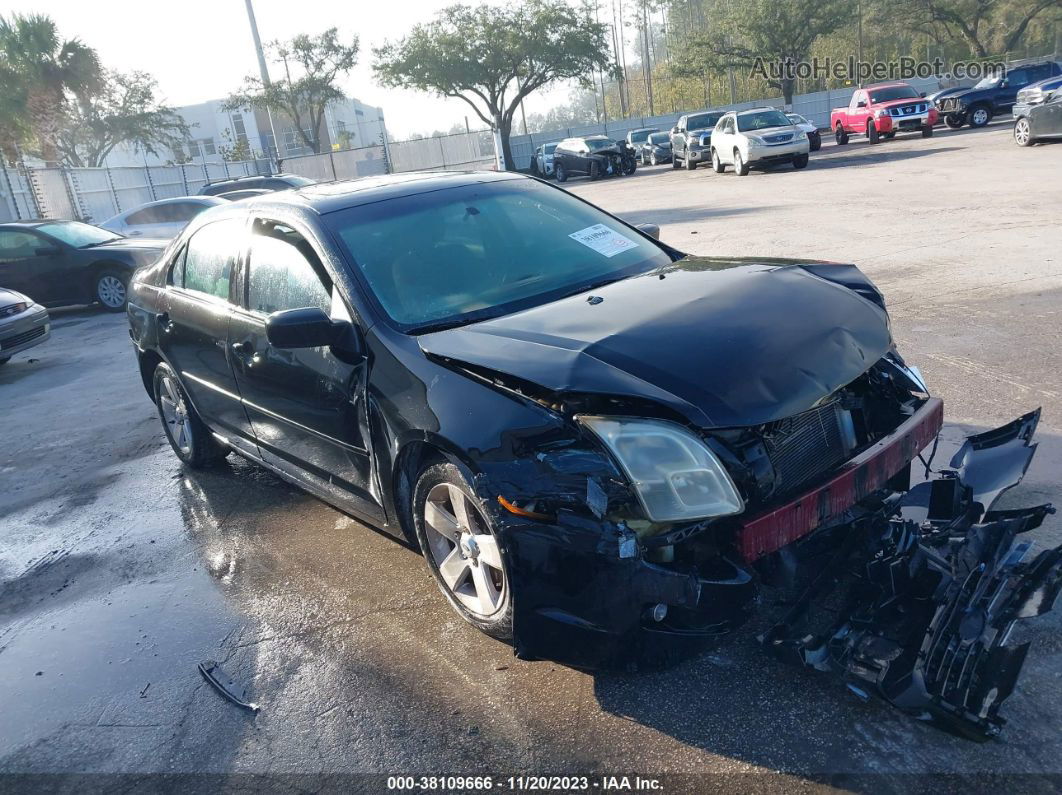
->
[90,237,169,253]
[418,257,893,428]
[0,286,31,305]
[928,87,968,103]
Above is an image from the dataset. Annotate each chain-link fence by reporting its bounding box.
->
[0,159,271,223]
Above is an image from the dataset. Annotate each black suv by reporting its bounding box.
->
[932,61,1062,128]
[198,173,316,196]
[670,111,725,170]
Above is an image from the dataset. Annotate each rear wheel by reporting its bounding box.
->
[1014,117,1034,146]
[835,124,849,145]
[711,148,725,173]
[867,122,880,143]
[554,163,567,182]
[413,462,513,642]
[733,149,749,176]
[95,271,129,312]
[969,104,992,128]
[152,362,228,468]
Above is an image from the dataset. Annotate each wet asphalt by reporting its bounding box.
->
[1,121,1061,789]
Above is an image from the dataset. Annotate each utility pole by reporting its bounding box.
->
[642,0,654,116]
[857,1,864,87]
[243,0,280,168]
[617,0,631,115]
[611,0,628,116]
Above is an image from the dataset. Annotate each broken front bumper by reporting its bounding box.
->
[762,409,1059,740]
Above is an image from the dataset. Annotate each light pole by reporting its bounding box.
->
[244,0,281,170]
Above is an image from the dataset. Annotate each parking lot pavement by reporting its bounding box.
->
[1,123,1061,784]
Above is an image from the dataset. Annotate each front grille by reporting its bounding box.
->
[888,103,928,117]
[0,303,27,318]
[763,133,794,144]
[938,98,960,113]
[0,325,45,350]
[762,400,850,495]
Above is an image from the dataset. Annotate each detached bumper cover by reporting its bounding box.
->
[762,409,1058,740]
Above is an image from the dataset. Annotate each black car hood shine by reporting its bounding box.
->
[91,237,169,253]
[418,258,893,428]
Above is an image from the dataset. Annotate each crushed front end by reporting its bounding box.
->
[470,353,1058,738]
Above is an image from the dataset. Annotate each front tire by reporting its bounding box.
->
[793,153,809,169]
[711,148,725,173]
[554,163,567,183]
[685,154,697,170]
[671,155,681,169]
[152,362,228,468]
[921,124,934,138]
[1014,117,1034,147]
[969,104,992,128]
[413,462,513,642]
[95,271,129,312]
[810,137,821,152]
[867,122,880,143]
[733,149,749,176]
[649,151,657,166]
[945,114,965,129]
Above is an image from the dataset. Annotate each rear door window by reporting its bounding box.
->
[181,219,244,300]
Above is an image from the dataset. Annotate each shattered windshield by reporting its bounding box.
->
[325,180,671,332]
[737,110,791,131]
[37,221,123,248]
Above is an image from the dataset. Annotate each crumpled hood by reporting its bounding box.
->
[418,257,893,428]
[92,238,169,254]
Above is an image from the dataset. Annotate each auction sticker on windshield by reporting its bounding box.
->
[569,224,639,257]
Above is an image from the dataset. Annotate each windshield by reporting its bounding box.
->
[686,113,722,130]
[973,75,1003,90]
[628,129,655,143]
[737,110,791,131]
[543,143,558,154]
[283,175,316,187]
[868,85,920,102]
[648,133,670,145]
[37,221,122,248]
[786,114,809,125]
[325,179,672,332]
[586,138,616,151]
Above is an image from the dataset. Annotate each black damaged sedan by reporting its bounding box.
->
[128,172,1060,738]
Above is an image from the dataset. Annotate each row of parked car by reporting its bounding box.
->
[528,61,1062,183]
[0,173,315,364]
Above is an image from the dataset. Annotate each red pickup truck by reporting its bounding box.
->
[831,82,939,144]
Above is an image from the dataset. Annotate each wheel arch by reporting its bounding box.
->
[390,434,480,547]
[84,258,133,300]
[138,349,164,402]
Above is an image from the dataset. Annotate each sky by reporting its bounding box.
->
[1,0,588,139]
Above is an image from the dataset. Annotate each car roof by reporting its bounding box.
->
[864,82,914,90]
[233,170,526,216]
[124,196,222,212]
[734,106,781,115]
[0,219,77,228]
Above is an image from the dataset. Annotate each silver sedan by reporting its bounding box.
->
[0,287,49,366]
[100,196,226,240]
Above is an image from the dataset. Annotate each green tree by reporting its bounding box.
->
[373,0,614,169]
[225,28,359,155]
[886,0,1060,58]
[680,0,853,104]
[55,70,190,167]
[0,13,101,165]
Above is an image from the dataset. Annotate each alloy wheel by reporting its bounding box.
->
[97,275,126,308]
[159,375,192,455]
[1014,118,1031,146]
[972,108,990,126]
[423,482,506,617]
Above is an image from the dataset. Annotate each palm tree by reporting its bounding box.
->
[0,14,101,166]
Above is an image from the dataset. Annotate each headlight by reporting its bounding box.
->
[580,416,744,522]
[746,134,765,145]
[794,129,807,139]
[874,108,891,118]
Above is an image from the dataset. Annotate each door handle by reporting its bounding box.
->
[157,312,174,334]
[231,340,254,356]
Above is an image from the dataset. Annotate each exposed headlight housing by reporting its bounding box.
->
[580,416,745,522]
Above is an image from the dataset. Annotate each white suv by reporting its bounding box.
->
[709,108,810,176]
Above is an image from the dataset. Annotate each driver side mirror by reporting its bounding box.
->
[635,223,660,240]
[671,126,679,134]
[266,307,364,359]
[919,92,926,98]
[856,100,867,108]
